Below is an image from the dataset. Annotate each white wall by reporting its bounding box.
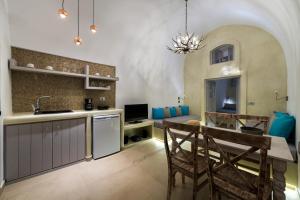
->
[7,0,185,111]
[0,0,11,186]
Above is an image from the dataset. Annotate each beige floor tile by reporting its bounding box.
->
[0,139,298,200]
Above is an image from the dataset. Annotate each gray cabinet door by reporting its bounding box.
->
[77,119,86,160]
[42,122,53,170]
[69,119,86,162]
[53,120,71,167]
[69,120,78,163]
[31,122,53,174]
[5,126,19,181]
[61,120,70,165]
[31,123,43,174]
[53,121,63,168]
[18,124,31,178]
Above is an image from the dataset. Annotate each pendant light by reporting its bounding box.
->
[90,0,97,33]
[167,0,205,54]
[74,0,82,45]
[58,0,68,19]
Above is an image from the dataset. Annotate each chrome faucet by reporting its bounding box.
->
[32,96,50,114]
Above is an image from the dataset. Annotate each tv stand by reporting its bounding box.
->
[128,120,143,124]
[124,120,154,147]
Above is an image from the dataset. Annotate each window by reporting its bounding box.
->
[211,44,234,65]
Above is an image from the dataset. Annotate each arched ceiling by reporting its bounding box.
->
[6,0,300,109]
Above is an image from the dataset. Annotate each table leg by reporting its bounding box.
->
[272,159,287,200]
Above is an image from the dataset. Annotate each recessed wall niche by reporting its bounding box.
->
[210,44,234,64]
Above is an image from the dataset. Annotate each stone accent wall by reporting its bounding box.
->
[11,47,116,112]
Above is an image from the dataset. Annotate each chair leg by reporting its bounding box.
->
[172,172,176,187]
[167,170,173,200]
[192,177,198,200]
[181,174,185,185]
[216,192,221,200]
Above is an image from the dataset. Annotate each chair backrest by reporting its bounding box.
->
[202,126,271,199]
[205,112,270,134]
[163,120,200,168]
[205,112,235,129]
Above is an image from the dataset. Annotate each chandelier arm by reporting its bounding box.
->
[172,38,179,44]
[187,33,194,44]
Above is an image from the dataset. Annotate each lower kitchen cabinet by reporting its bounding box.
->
[31,122,53,175]
[5,118,86,182]
[53,118,86,168]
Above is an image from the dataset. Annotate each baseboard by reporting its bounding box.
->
[0,180,5,196]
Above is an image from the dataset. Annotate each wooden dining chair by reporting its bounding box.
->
[202,126,272,200]
[163,120,212,200]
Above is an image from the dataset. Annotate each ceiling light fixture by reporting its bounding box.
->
[90,0,97,33]
[74,0,82,45]
[58,0,68,19]
[167,0,205,54]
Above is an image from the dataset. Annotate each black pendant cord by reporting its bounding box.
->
[77,0,80,37]
[93,0,95,25]
[185,0,188,34]
[62,0,65,9]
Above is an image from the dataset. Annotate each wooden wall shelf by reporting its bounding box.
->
[10,65,86,79]
[10,64,119,91]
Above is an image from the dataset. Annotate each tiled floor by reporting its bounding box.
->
[1,139,299,200]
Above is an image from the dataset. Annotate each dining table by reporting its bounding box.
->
[171,126,294,200]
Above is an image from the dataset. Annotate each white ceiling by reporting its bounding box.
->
[6,0,300,110]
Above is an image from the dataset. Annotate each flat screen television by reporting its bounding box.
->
[125,104,148,123]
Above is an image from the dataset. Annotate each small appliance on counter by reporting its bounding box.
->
[97,96,109,110]
[84,98,94,110]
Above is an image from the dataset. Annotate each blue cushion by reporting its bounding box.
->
[152,108,164,119]
[169,107,177,117]
[269,115,296,140]
[274,112,289,118]
[180,105,190,116]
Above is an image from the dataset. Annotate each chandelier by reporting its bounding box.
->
[168,0,205,54]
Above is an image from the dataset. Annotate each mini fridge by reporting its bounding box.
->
[92,114,121,159]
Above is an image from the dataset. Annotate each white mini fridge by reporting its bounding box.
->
[92,114,121,159]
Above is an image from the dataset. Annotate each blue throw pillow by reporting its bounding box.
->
[269,115,295,140]
[169,107,177,117]
[180,105,190,116]
[152,108,164,119]
[274,112,289,118]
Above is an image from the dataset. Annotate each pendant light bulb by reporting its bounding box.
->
[74,36,82,46]
[58,0,68,19]
[58,8,68,19]
[90,25,97,33]
[74,0,82,46]
[90,0,97,34]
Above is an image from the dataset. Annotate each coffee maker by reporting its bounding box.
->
[84,98,93,110]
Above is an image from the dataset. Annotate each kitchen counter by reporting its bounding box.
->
[3,109,125,159]
[3,109,123,125]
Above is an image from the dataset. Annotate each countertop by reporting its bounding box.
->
[3,109,124,125]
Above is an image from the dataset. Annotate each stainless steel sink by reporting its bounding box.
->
[34,110,73,115]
